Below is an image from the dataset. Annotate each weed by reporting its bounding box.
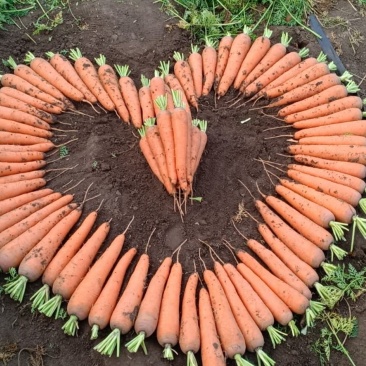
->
[91,160,99,170]
[0,0,35,30]
[59,145,69,158]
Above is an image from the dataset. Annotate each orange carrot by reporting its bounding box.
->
[0,105,51,129]
[115,64,142,128]
[139,75,155,122]
[201,38,217,97]
[0,142,54,153]
[214,33,233,90]
[297,135,366,146]
[150,70,166,114]
[0,178,46,201]
[0,159,47,176]
[0,150,45,163]
[192,119,208,176]
[189,119,202,182]
[189,45,203,98]
[0,118,52,138]
[164,82,175,112]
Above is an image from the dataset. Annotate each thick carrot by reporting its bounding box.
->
[255,200,325,267]
[0,203,77,274]
[192,120,208,176]
[125,256,172,353]
[150,70,166,114]
[0,118,52,138]
[63,232,125,336]
[233,28,272,90]
[0,160,47,176]
[0,194,74,249]
[189,45,203,98]
[89,248,137,340]
[0,150,46,163]
[0,178,46,201]
[115,64,142,128]
[214,33,233,90]
[95,54,130,120]
[69,48,115,110]
[297,135,366,146]
[292,108,365,129]
[201,38,217,97]
[293,154,366,179]
[264,195,334,250]
[239,32,292,93]
[24,52,85,102]
[138,75,154,122]
[0,73,67,110]
[258,223,319,287]
[284,96,365,123]
[0,106,51,129]
[94,253,149,357]
[280,178,356,224]
[288,163,366,193]
[0,87,63,114]
[45,51,97,104]
[198,287,226,366]
[178,272,200,364]
[0,143,54,152]
[156,261,182,360]
[287,144,366,165]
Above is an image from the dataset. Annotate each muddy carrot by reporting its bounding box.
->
[201,38,217,97]
[214,33,233,90]
[189,44,203,98]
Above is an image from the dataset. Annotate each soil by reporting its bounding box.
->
[0,0,366,365]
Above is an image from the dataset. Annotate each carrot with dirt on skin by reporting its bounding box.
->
[139,75,155,121]
[293,154,366,179]
[192,119,208,177]
[0,142,55,153]
[4,56,74,110]
[217,26,252,96]
[239,32,293,94]
[0,150,46,163]
[189,44,203,98]
[0,178,47,201]
[150,70,166,110]
[125,256,172,354]
[0,118,52,139]
[45,51,97,104]
[95,54,130,121]
[164,82,175,112]
[114,64,142,128]
[0,105,51,129]
[296,135,366,146]
[0,170,48,184]
[94,252,149,357]
[39,221,111,319]
[69,48,115,111]
[201,38,217,97]
[189,119,201,182]
[0,159,47,177]
[214,33,233,90]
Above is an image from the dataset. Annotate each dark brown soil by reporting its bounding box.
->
[0,1,366,365]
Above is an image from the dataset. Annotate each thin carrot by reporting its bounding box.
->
[0,178,47,201]
[0,106,51,129]
[201,38,217,97]
[192,119,208,177]
[214,33,233,90]
[164,82,175,112]
[0,142,54,153]
[189,119,201,182]
[139,75,154,122]
[0,160,47,176]
[114,64,142,128]
[0,118,52,138]
[150,70,166,114]
[0,150,45,163]
[297,135,366,146]
[188,45,203,98]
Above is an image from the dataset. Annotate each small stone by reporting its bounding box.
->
[116,190,122,196]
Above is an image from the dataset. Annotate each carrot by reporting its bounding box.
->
[283,96,365,123]
[0,159,47,176]
[40,221,111,318]
[288,163,366,193]
[198,287,226,366]
[0,178,46,201]
[0,118,52,138]
[5,56,73,109]
[0,188,53,216]
[293,154,366,179]
[4,205,82,302]
[243,47,309,98]
[45,51,97,104]
[255,200,325,267]
[155,95,177,186]
[214,33,233,90]
[278,81,360,117]
[239,32,292,94]
[164,82,175,112]
[171,90,189,191]
[95,54,130,120]
[214,261,275,364]
[69,48,115,110]
[0,105,51,129]
[244,239,312,298]
[144,117,175,194]
[0,150,45,163]
[63,232,126,336]
[0,87,63,114]
[189,119,201,182]
[125,256,172,353]
[0,142,54,153]
[201,38,217,97]
[138,126,164,184]
[0,92,56,123]
[264,194,335,251]
[178,272,200,365]
[32,210,98,313]
[0,203,77,274]
[292,108,366,129]
[0,73,67,110]
[0,191,61,233]
[233,28,272,91]
[257,223,319,287]
[114,64,142,128]
[94,253,149,357]
[156,261,183,360]
[297,135,366,146]
[280,178,356,224]
[189,45,203,98]
[192,119,208,176]
[218,26,252,95]
[139,75,154,122]
[0,194,74,249]
[150,70,166,114]
[89,247,137,340]
[24,52,85,102]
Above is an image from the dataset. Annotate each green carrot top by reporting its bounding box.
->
[45,51,55,59]
[199,120,207,133]
[298,48,309,58]
[144,117,156,127]
[24,51,36,64]
[263,28,273,39]
[328,61,337,71]
[95,54,107,66]
[154,95,168,112]
[140,74,150,87]
[114,64,131,77]
[316,51,327,63]
[69,48,83,61]
[191,44,200,54]
[159,61,170,77]
[4,56,17,69]
[280,32,292,47]
[173,51,185,62]
[138,126,146,138]
[171,89,185,108]
[346,80,360,94]
[205,37,217,49]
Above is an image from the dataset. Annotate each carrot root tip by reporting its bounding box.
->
[162,344,177,361]
[30,284,50,312]
[38,294,63,319]
[3,274,28,302]
[267,325,287,349]
[90,324,100,340]
[256,348,276,366]
[94,328,121,357]
[125,331,147,355]
[62,314,79,336]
